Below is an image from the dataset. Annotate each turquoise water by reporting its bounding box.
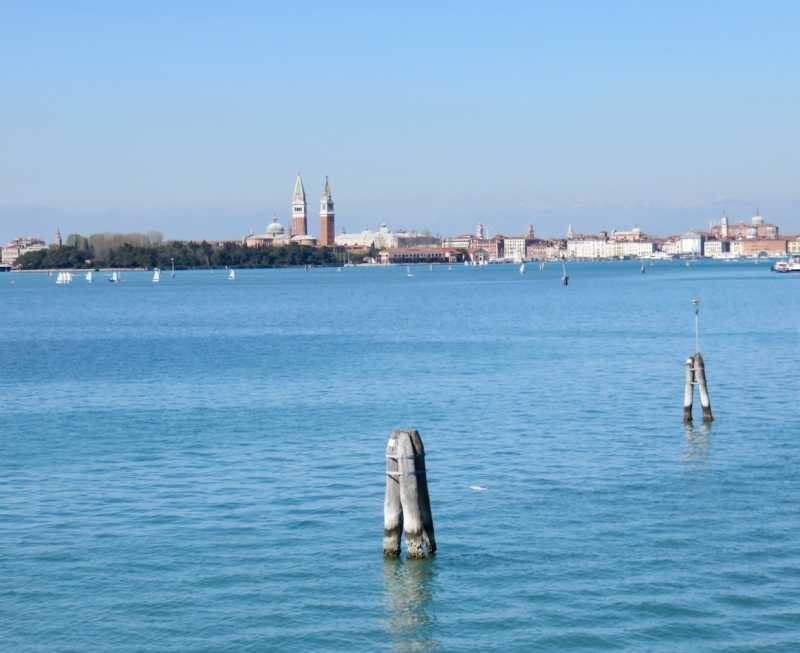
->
[2,261,799,652]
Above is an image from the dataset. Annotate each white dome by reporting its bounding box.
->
[631,227,641,235]
[752,211,764,225]
[266,217,284,235]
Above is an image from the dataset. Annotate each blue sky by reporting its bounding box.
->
[1,1,799,243]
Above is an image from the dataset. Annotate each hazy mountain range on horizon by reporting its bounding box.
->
[2,197,799,246]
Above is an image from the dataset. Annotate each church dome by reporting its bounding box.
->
[266,216,284,235]
[631,226,641,235]
[752,209,764,225]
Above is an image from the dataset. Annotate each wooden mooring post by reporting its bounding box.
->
[383,429,436,559]
[684,300,713,422]
[683,357,694,421]
[694,353,713,422]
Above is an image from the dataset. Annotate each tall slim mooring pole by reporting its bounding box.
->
[688,299,712,422]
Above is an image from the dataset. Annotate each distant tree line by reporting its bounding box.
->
[15,231,357,270]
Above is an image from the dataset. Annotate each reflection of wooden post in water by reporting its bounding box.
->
[382,558,439,649]
[383,429,436,558]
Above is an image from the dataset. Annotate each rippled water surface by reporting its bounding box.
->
[2,261,800,652]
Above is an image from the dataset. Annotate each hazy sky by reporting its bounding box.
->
[1,1,799,243]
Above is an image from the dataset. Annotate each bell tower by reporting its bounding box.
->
[320,177,335,247]
[721,212,729,238]
[292,171,307,236]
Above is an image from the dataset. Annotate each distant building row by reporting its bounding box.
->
[1,236,49,267]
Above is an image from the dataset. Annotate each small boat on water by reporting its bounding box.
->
[56,271,72,284]
[407,266,414,277]
[772,257,800,273]
[429,264,433,271]
[337,267,341,273]
[448,266,452,271]
[519,263,525,275]
[152,269,160,283]
[229,269,235,280]
[109,271,120,283]
[86,270,93,283]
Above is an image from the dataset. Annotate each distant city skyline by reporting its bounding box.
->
[1,2,799,243]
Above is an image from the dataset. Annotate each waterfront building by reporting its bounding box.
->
[661,237,681,255]
[526,241,548,260]
[610,226,646,242]
[788,237,800,255]
[472,235,505,260]
[730,236,790,257]
[567,236,609,259]
[442,234,474,249]
[546,242,567,259]
[379,247,461,264]
[1,237,47,265]
[703,239,731,256]
[610,240,657,258]
[319,177,335,248]
[336,223,402,248]
[467,248,492,263]
[680,230,704,255]
[503,235,538,262]
[709,209,779,240]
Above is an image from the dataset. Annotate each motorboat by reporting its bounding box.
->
[771,257,800,273]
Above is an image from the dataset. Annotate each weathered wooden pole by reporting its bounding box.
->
[683,357,695,422]
[409,429,436,555]
[383,431,403,557]
[383,429,436,559]
[694,353,713,422]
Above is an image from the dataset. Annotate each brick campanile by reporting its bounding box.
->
[292,171,307,236]
[320,177,335,247]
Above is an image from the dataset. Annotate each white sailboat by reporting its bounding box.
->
[153,269,160,283]
[56,271,65,284]
[519,263,525,275]
[407,266,414,277]
[109,271,119,283]
[448,266,452,271]
[229,269,235,280]
[86,270,93,282]
[337,267,341,273]
[429,263,433,271]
